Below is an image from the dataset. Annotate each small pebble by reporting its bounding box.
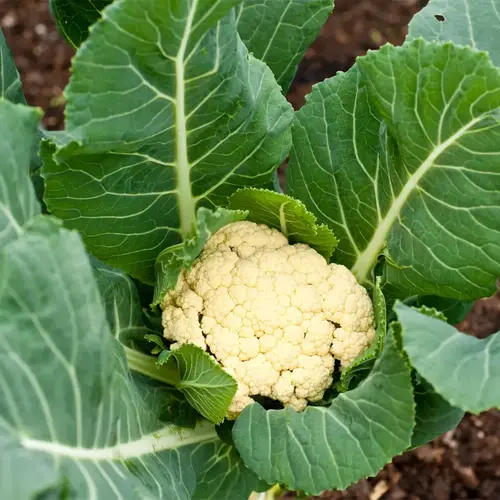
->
[1,12,17,28]
[35,23,48,36]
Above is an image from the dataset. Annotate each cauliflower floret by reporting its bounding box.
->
[161,221,375,418]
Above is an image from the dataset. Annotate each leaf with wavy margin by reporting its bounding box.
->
[232,332,414,494]
[43,0,293,284]
[228,188,338,259]
[288,41,500,300]
[0,220,266,499]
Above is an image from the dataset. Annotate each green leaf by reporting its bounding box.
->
[0,219,262,499]
[289,41,500,300]
[358,41,500,299]
[0,100,41,247]
[49,0,111,48]
[92,259,161,349]
[228,188,338,259]
[401,295,473,325]
[396,302,500,414]
[89,257,182,391]
[0,28,26,104]
[407,0,500,66]
[43,0,293,284]
[145,334,167,352]
[339,277,386,391]
[159,345,238,424]
[287,65,385,282]
[154,207,248,305]
[232,331,414,494]
[50,0,332,93]
[1,29,46,184]
[0,223,185,498]
[235,0,334,92]
[413,305,447,323]
[157,349,172,366]
[411,376,464,449]
[161,397,200,429]
[189,442,270,499]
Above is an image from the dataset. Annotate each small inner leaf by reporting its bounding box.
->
[228,188,338,260]
[144,334,167,351]
[161,344,238,424]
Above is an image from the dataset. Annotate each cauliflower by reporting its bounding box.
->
[161,221,375,418]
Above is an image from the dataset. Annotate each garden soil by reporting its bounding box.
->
[2,0,500,498]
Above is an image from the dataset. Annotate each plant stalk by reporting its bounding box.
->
[124,346,180,386]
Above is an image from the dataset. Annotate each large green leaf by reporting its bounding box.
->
[232,332,414,494]
[0,28,26,103]
[228,188,338,259]
[396,303,500,414]
[0,219,264,499]
[43,0,293,284]
[288,41,500,300]
[407,0,500,66]
[235,0,334,92]
[0,221,187,498]
[0,100,41,247]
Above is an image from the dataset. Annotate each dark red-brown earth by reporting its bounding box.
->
[2,1,500,498]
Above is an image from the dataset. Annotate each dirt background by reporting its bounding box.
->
[1,1,500,499]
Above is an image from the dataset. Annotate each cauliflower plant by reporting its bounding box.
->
[161,221,375,418]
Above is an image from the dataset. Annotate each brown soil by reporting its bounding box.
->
[2,1,500,499]
[288,0,429,109]
[0,0,73,129]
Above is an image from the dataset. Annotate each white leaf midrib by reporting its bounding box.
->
[0,203,23,236]
[20,421,217,461]
[350,115,483,282]
[176,0,199,238]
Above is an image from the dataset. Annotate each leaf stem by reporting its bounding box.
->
[124,346,179,386]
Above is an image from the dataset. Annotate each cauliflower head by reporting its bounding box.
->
[161,221,375,418]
